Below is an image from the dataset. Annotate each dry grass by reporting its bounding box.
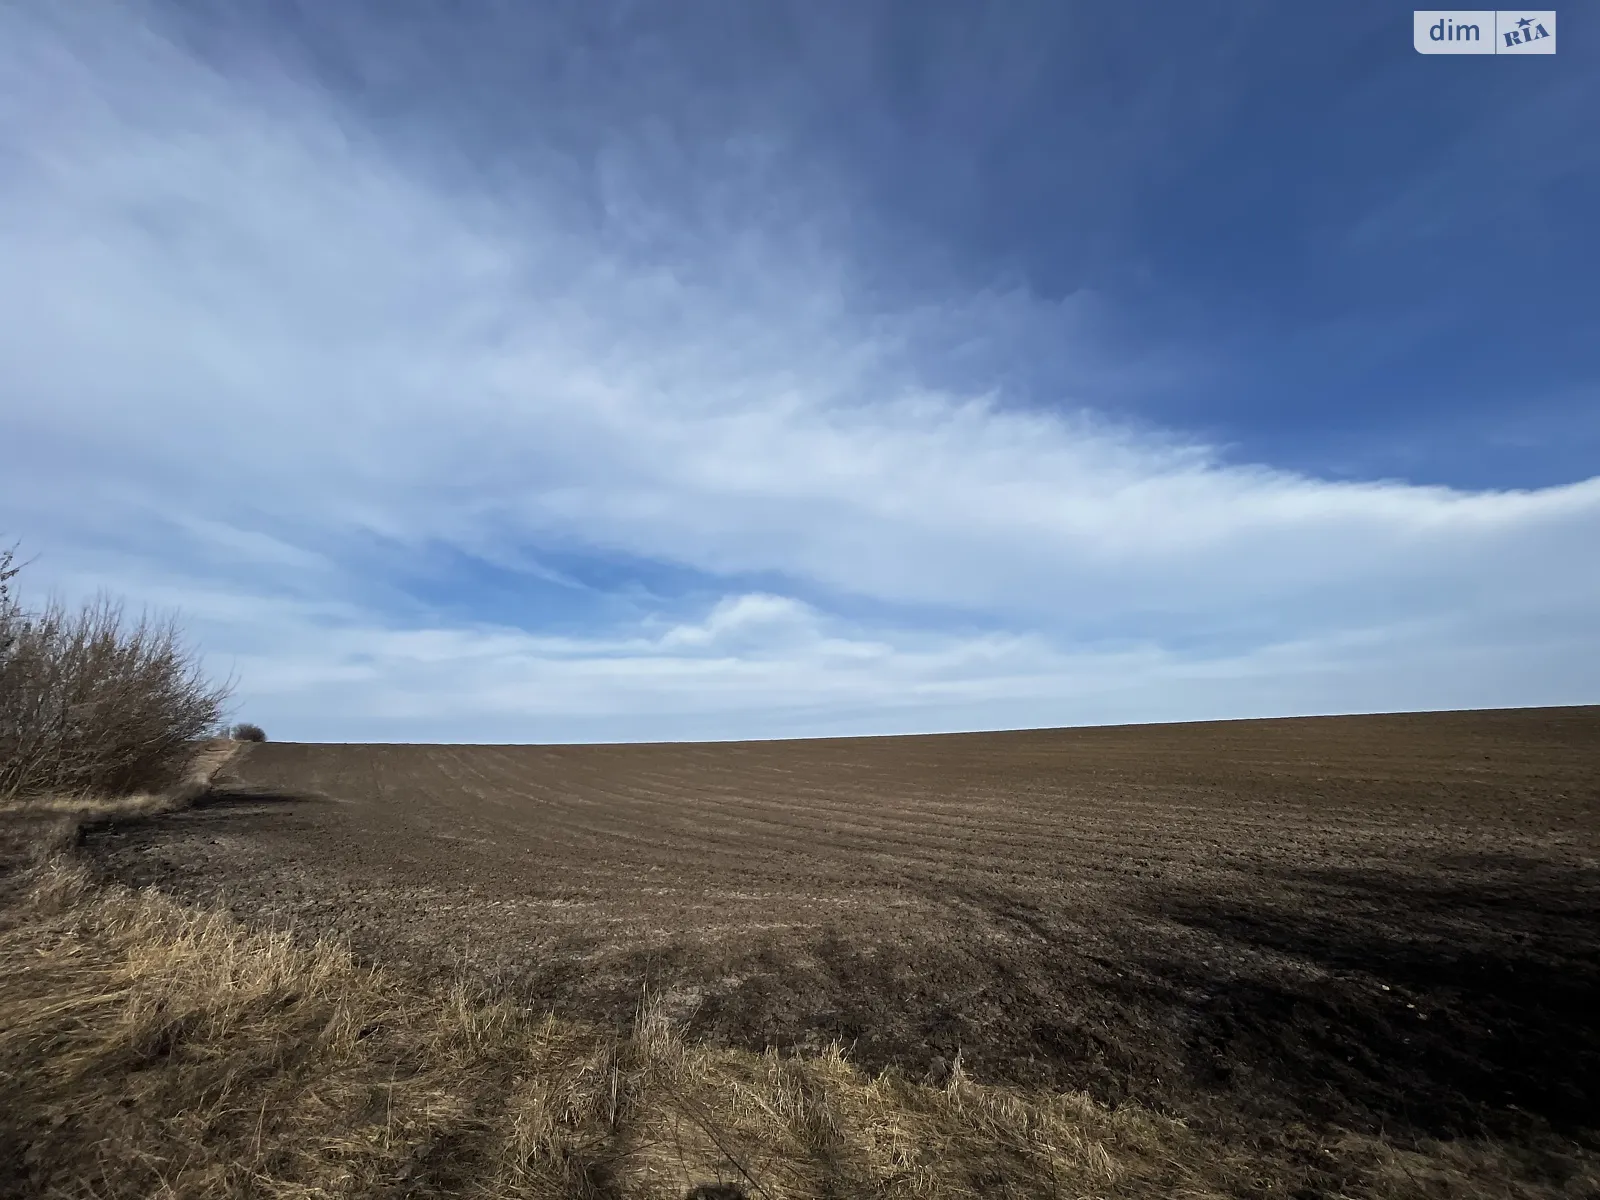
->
[3,752,1596,1198]
[2,741,238,825]
[0,878,1202,1196]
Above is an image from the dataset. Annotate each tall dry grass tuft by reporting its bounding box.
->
[0,546,230,801]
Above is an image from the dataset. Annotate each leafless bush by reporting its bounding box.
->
[0,547,230,800]
[230,722,267,742]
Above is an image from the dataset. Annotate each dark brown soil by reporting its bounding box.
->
[84,707,1600,1148]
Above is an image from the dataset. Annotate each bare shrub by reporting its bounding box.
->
[0,547,230,800]
[230,722,267,743]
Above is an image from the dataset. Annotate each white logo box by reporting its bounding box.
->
[1414,10,1556,53]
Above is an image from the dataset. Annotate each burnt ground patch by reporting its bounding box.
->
[1143,854,1600,1140]
[435,853,1600,1151]
[78,783,330,897]
[188,783,331,810]
[674,871,1595,1141]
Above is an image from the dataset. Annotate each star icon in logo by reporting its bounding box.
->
[1517,15,1534,28]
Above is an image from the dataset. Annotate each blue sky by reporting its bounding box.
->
[2,0,1596,742]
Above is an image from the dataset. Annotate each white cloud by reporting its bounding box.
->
[0,2,1595,740]
[657,594,819,648]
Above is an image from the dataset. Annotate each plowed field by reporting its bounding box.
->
[86,706,1600,1144]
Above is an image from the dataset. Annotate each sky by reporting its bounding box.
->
[1,0,1597,743]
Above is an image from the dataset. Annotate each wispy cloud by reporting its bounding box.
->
[1,1,1595,741]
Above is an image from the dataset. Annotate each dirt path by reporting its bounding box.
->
[85,707,1600,1143]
